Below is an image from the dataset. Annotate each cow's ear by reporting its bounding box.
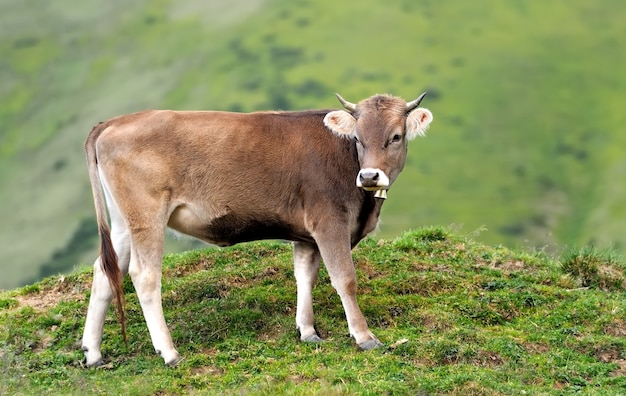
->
[406,108,433,140]
[324,110,357,137]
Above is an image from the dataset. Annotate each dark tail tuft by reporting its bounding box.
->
[99,224,127,346]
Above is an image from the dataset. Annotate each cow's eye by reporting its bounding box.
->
[391,134,402,143]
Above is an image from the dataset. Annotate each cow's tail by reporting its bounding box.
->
[85,122,127,346]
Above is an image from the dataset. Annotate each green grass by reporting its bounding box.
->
[2,228,626,394]
[1,0,626,292]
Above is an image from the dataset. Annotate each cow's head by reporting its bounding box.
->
[324,93,433,198]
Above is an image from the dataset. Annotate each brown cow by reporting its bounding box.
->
[81,93,433,366]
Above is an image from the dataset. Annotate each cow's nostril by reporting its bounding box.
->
[359,170,379,186]
[357,168,389,189]
[360,171,376,182]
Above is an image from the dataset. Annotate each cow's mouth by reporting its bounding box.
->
[358,185,388,199]
[360,185,384,192]
[361,186,387,199]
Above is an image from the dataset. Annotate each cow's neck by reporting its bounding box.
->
[352,192,385,246]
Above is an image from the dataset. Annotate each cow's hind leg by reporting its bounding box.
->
[127,211,181,366]
[293,242,322,342]
[82,207,131,367]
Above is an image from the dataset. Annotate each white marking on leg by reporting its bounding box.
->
[129,246,180,365]
[293,242,322,341]
[82,257,112,367]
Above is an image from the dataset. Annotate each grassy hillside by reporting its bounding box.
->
[1,0,625,289]
[2,228,626,394]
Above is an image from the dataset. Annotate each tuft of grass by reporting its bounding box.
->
[560,246,625,291]
[0,298,18,309]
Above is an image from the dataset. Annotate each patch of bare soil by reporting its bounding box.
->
[355,257,388,280]
[498,260,526,272]
[474,350,504,367]
[595,345,626,377]
[605,318,626,337]
[167,257,215,278]
[525,342,551,354]
[15,276,88,311]
[191,365,225,376]
[475,258,526,273]
[611,360,626,377]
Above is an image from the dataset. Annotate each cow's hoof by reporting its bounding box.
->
[165,356,184,367]
[302,334,324,343]
[82,346,104,368]
[298,327,323,343]
[159,350,182,367]
[358,339,384,351]
[83,358,104,368]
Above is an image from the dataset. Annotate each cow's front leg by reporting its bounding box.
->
[293,242,322,342]
[312,231,383,350]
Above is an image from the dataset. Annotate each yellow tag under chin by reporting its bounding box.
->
[374,189,387,199]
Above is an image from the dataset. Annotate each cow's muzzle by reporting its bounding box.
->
[356,168,389,199]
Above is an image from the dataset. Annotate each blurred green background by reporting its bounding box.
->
[1,0,625,289]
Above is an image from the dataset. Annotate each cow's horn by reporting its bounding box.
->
[406,92,427,112]
[335,93,357,113]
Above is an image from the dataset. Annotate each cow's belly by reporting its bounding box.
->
[167,204,311,247]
